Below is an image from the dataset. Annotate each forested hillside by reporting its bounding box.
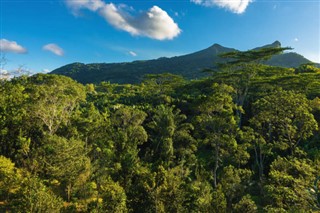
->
[1,48,320,212]
[51,41,317,84]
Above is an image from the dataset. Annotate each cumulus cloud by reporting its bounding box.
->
[43,43,64,56]
[129,51,137,56]
[0,68,8,74]
[65,0,181,40]
[0,39,27,53]
[190,0,253,14]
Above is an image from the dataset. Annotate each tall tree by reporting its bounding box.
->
[194,83,238,188]
[147,104,196,168]
[28,74,86,135]
[250,89,318,155]
[35,135,90,202]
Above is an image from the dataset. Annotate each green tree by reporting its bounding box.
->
[12,176,63,213]
[109,106,148,185]
[219,165,252,209]
[250,89,318,155]
[88,177,128,213]
[0,155,21,207]
[194,83,238,188]
[28,74,86,135]
[36,135,90,202]
[147,104,196,168]
[0,79,29,162]
[0,156,63,212]
[152,165,188,213]
[232,194,257,213]
[264,156,316,211]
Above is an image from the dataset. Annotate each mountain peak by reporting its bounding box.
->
[51,41,314,84]
[211,43,224,48]
[202,43,235,55]
[208,43,229,51]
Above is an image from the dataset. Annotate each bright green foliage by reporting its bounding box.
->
[0,156,62,213]
[295,64,320,74]
[2,51,320,212]
[0,156,21,204]
[152,165,189,213]
[220,165,253,208]
[232,194,257,213]
[88,177,128,213]
[110,106,148,182]
[194,83,238,188]
[142,73,186,95]
[251,89,318,155]
[12,176,63,213]
[147,104,196,167]
[27,74,86,135]
[264,157,316,211]
[35,135,90,201]
[186,179,214,212]
[0,79,29,161]
[211,184,227,213]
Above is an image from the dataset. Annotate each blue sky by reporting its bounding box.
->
[1,0,319,75]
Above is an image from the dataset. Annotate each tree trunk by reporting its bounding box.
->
[66,183,72,202]
[213,147,219,188]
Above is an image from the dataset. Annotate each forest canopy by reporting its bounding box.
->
[1,50,320,212]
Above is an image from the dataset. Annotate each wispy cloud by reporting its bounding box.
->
[65,0,181,40]
[190,0,253,14]
[65,0,105,15]
[43,43,64,56]
[294,38,299,42]
[129,51,137,57]
[0,39,27,54]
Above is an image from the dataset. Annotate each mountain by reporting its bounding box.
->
[252,40,282,50]
[51,41,316,84]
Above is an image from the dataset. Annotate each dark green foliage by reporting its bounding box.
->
[2,48,320,212]
[51,41,315,84]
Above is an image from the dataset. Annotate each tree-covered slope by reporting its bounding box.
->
[51,43,235,84]
[2,48,320,211]
[51,41,316,84]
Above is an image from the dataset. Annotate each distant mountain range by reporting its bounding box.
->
[51,41,317,84]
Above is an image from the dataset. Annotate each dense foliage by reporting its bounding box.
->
[51,41,316,84]
[1,53,320,212]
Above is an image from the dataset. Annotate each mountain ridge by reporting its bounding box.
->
[51,41,317,84]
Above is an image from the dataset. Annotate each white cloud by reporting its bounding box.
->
[65,0,105,15]
[0,68,12,80]
[65,0,181,40]
[43,43,64,56]
[42,69,50,73]
[0,68,8,74]
[0,39,27,53]
[294,38,299,42]
[190,0,253,14]
[129,51,137,56]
